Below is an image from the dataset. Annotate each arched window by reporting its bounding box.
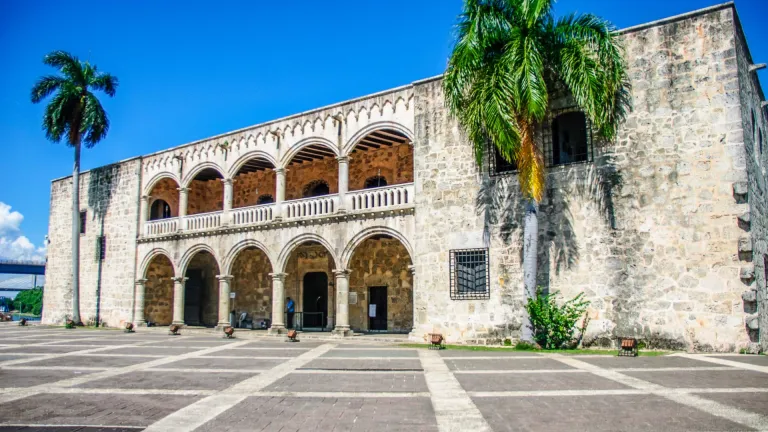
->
[303,180,330,198]
[551,111,590,165]
[364,176,388,189]
[150,199,172,220]
[257,194,275,205]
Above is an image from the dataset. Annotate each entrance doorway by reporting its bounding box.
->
[368,286,388,331]
[303,272,328,329]
[184,269,203,325]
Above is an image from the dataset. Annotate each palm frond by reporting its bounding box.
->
[515,118,545,201]
[42,51,85,85]
[81,92,109,148]
[89,72,118,97]
[30,75,64,104]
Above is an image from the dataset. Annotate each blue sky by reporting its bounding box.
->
[0,0,766,260]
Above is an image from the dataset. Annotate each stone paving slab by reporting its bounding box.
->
[456,371,629,392]
[0,369,96,387]
[266,372,428,392]
[576,355,721,369]
[76,371,257,391]
[157,357,282,370]
[301,358,423,371]
[238,341,326,349]
[195,396,439,432]
[622,369,768,389]
[0,427,140,431]
[695,391,768,417]
[201,349,295,358]
[0,393,200,427]
[320,349,418,358]
[143,338,239,347]
[446,358,574,371]
[0,345,91,354]
[98,347,200,356]
[712,355,768,366]
[439,350,542,357]
[0,354,38,362]
[20,355,159,368]
[48,339,145,346]
[472,394,748,431]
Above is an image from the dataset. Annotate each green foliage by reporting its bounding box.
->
[503,338,513,346]
[525,288,590,349]
[13,288,43,316]
[65,319,76,329]
[513,341,540,351]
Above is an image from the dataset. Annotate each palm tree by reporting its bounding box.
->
[31,51,118,324]
[444,0,630,340]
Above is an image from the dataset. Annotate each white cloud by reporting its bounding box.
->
[0,202,46,262]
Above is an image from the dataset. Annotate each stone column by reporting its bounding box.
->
[134,278,148,326]
[408,265,420,339]
[332,269,352,336]
[337,156,349,213]
[139,195,150,235]
[222,178,233,226]
[171,276,188,325]
[216,275,234,328]
[269,273,287,334]
[274,168,286,221]
[177,187,189,232]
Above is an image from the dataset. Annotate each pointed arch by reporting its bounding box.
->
[277,233,340,273]
[341,226,414,269]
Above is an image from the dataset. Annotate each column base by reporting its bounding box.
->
[171,320,185,326]
[133,320,148,327]
[268,325,287,335]
[214,322,232,331]
[332,326,353,337]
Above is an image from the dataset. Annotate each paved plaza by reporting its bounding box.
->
[0,326,768,431]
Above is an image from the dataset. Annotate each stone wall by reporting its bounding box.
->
[411,5,755,350]
[188,179,224,215]
[349,142,414,191]
[233,170,276,208]
[144,254,174,325]
[148,178,180,218]
[43,159,141,327]
[284,244,336,329]
[285,157,339,200]
[230,247,273,321]
[348,238,413,332]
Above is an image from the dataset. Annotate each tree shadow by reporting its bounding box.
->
[87,164,120,325]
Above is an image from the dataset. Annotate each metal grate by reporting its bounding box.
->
[488,143,517,177]
[449,249,490,300]
[543,108,593,167]
[98,236,106,261]
[79,211,87,234]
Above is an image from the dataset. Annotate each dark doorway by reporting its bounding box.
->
[150,199,172,220]
[368,286,388,331]
[184,269,204,325]
[303,272,328,329]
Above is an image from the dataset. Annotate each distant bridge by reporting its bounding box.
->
[0,259,46,276]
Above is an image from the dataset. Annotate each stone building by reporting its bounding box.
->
[43,3,768,352]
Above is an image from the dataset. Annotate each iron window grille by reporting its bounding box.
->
[488,143,518,177]
[79,211,87,234]
[98,236,106,261]
[450,248,490,300]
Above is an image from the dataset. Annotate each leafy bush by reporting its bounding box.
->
[525,288,590,350]
[13,288,43,316]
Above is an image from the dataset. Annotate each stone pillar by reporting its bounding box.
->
[332,269,352,336]
[274,168,286,221]
[177,187,189,232]
[171,276,188,325]
[139,195,150,235]
[408,265,420,339]
[216,275,234,328]
[269,272,287,334]
[134,278,148,326]
[337,156,349,213]
[222,178,233,226]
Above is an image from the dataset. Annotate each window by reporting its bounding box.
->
[450,248,490,300]
[98,236,106,260]
[760,129,763,155]
[488,143,517,176]
[752,110,756,138]
[303,180,330,198]
[79,211,87,234]
[364,176,388,189]
[150,199,171,220]
[550,111,591,166]
[257,194,275,205]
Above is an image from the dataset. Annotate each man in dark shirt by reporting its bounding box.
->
[286,297,295,329]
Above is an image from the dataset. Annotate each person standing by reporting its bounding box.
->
[286,297,295,329]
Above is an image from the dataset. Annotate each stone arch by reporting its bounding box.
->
[302,179,330,198]
[223,239,275,275]
[277,233,340,273]
[181,162,226,188]
[140,248,178,278]
[140,249,177,326]
[228,151,279,178]
[342,121,414,157]
[341,226,414,269]
[179,243,222,276]
[279,137,339,168]
[144,172,180,196]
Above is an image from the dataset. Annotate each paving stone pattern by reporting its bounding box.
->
[0,327,767,431]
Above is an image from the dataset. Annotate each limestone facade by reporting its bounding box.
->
[43,4,766,351]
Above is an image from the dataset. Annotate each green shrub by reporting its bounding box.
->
[525,288,590,350]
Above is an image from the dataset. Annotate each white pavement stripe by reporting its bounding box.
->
[469,387,768,398]
[676,353,768,374]
[0,340,162,367]
[440,356,542,360]
[610,366,735,372]
[143,343,336,432]
[3,366,112,371]
[293,369,424,374]
[0,423,144,429]
[148,368,264,374]
[256,391,432,398]
[316,356,419,360]
[43,387,218,396]
[419,350,492,432]
[552,355,768,431]
[452,369,587,374]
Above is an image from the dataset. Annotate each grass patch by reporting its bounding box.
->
[399,343,670,356]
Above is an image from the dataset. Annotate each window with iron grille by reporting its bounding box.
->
[488,143,517,176]
[450,249,490,300]
[79,211,87,234]
[543,108,594,167]
[98,236,106,260]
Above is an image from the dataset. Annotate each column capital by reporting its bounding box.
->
[171,276,189,283]
[216,274,234,281]
[336,155,350,163]
[273,167,286,175]
[221,178,234,185]
[135,278,148,285]
[141,195,151,202]
[177,187,189,193]
[269,272,288,281]
[332,269,351,277]
[408,265,416,275]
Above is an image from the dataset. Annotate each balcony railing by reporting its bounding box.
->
[347,183,413,211]
[185,211,221,232]
[145,218,178,236]
[285,195,338,220]
[232,203,274,226]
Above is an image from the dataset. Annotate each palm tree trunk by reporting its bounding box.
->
[522,199,538,341]
[71,141,81,324]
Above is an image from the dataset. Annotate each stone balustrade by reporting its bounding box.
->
[144,218,178,236]
[284,195,338,220]
[347,183,413,212]
[231,203,274,226]
[185,211,222,232]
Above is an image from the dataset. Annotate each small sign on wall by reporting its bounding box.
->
[229,292,236,299]
[368,304,377,318]
[349,292,358,304]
